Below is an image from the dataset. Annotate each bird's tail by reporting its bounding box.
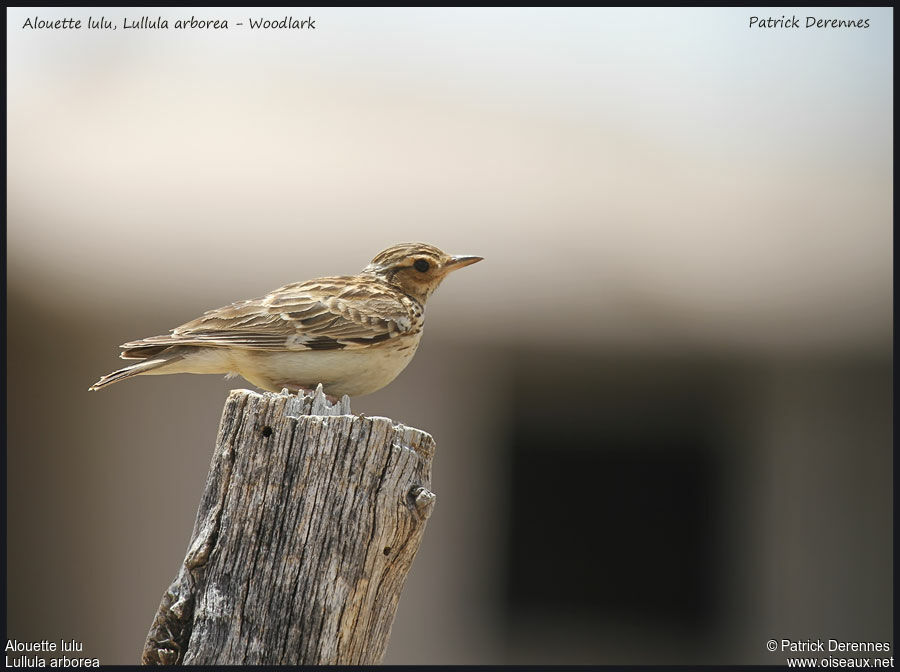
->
[89,352,184,391]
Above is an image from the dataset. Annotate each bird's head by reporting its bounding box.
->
[363,243,483,303]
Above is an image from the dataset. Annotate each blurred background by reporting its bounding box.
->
[6,7,893,665]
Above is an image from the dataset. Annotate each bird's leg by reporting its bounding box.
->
[276,382,316,396]
[276,382,341,405]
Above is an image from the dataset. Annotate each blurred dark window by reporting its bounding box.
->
[505,354,726,627]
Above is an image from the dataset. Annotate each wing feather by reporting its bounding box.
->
[120,276,418,355]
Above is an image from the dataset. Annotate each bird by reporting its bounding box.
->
[90,243,482,397]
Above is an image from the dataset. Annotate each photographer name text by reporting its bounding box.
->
[750,15,870,29]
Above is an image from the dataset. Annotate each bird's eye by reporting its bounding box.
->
[413,259,430,273]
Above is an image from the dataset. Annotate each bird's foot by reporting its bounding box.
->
[277,383,340,405]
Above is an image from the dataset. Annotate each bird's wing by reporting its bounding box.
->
[120,277,418,353]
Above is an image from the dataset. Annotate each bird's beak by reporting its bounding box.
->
[444,255,483,272]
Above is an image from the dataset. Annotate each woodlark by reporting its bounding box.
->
[90,243,482,397]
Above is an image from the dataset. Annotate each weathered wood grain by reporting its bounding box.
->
[142,385,436,665]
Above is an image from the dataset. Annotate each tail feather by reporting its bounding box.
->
[120,344,170,360]
[89,352,184,391]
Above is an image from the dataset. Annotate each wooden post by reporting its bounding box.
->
[141,386,436,665]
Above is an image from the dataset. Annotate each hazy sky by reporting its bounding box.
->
[7,7,894,350]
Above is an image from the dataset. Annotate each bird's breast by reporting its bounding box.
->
[233,332,423,396]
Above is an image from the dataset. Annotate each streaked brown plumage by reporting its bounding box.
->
[90,243,482,396]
